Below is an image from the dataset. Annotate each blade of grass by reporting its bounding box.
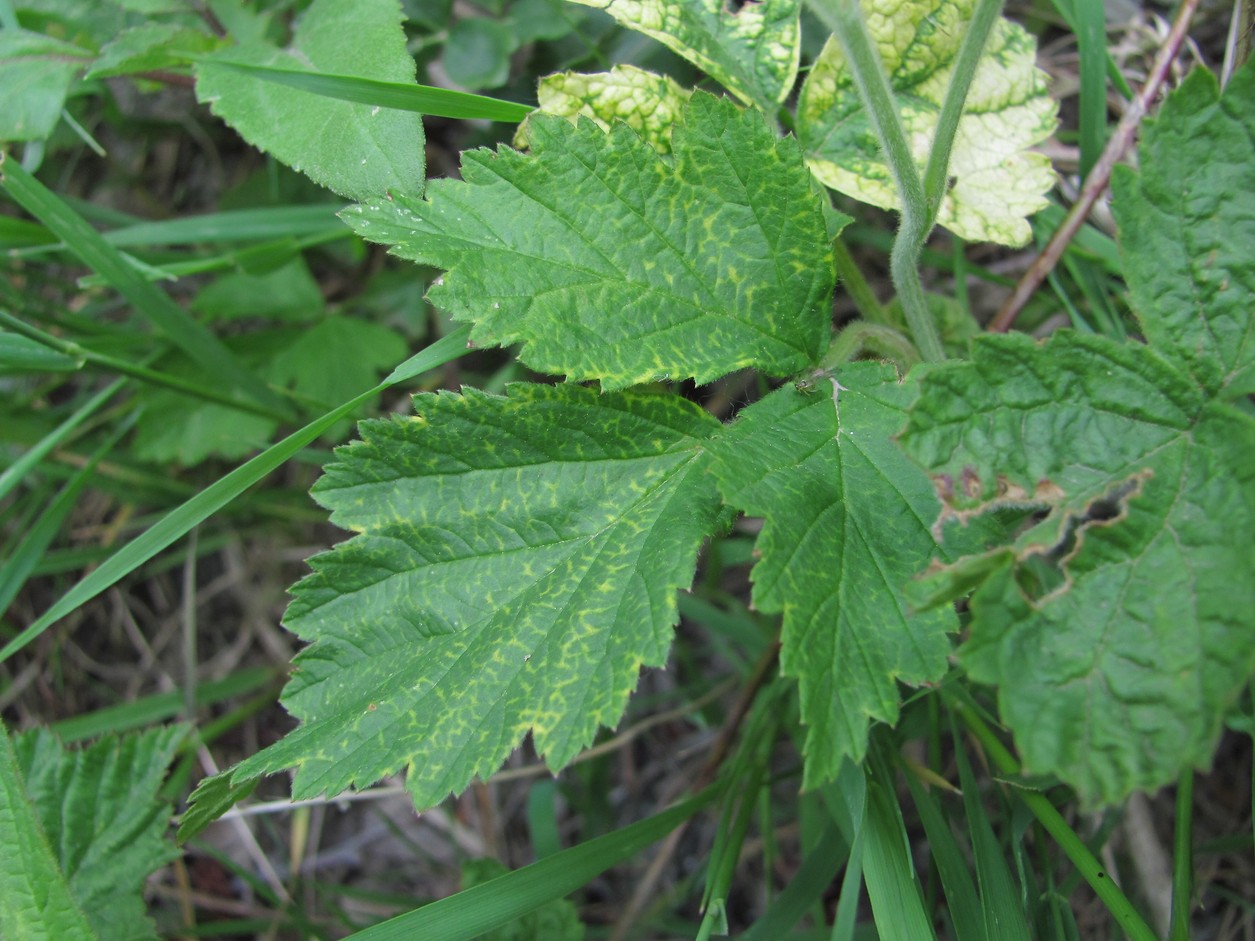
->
[0,377,125,504]
[1048,0,1134,99]
[952,723,1033,941]
[861,751,939,941]
[1072,0,1109,182]
[820,762,867,941]
[830,826,865,941]
[950,695,1160,941]
[1060,250,1126,340]
[194,59,533,123]
[0,324,472,665]
[12,206,345,268]
[903,768,987,941]
[1168,770,1194,940]
[77,231,348,286]
[0,332,81,371]
[0,155,292,418]
[50,666,278,742]
[341,788,719,941]
[0,310,289,419]
[738,821,848,941]
[100,204,344,247]
[525,780,562,861]
[0,415,133,616]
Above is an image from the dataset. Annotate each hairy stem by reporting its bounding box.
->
[832,236,890,325]
[923,0,1006,219]
[814,0,1001,361]
[822,321,921,372]
[815,0,943,361]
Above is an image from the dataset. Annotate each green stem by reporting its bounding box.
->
[1168,770,1194,940]
[832,237,890,325]
[0,311,291,421]
[953,698,1161,941]
[923,0,1006,220]
[821,321,920,373]
[815,0,944,362]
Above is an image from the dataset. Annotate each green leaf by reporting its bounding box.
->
[707,364,974,784]
[195,0,425,200]
[900,332,1255,805]
[191,257,325,323]
[130,333,288,466]
[506,0,578,43]
[344,93,834,390]
[268,316,407,408]
[0,30,90,142]
[1112,61,1255,399]
[516,65,692,154]
[228,383,723,808]
[442,18,515,92]
[7,726,185,941]
[178,772,259,844]
[86,23,220,79]
[132,397,276,466]
[797,2,1056,246]
[562,0,800,111]
[0,724,98,941]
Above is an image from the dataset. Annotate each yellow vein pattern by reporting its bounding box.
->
[232,384,723,809]
[707,363,973,785]
[343,93,834,390]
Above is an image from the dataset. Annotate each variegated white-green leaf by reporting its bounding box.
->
[515,65,692,153]
[563,0,800,110]
[798,1,1056,246]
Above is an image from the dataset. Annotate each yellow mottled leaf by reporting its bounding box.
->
[798,2,1056,245]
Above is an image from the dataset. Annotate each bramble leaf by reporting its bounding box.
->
[901,332,1255,804]
[516,66,692,154]
[562,0,800,111]
[797,1,1056,246]
[1112,62,1255,398]
[2,726,184,941]
[227,384,723,808]
[0,725,98,941]
[87,24,219,80]
[344,93,834,390]
[0,31,91,142]
[195,0,424,200]
[708,364,983,784]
